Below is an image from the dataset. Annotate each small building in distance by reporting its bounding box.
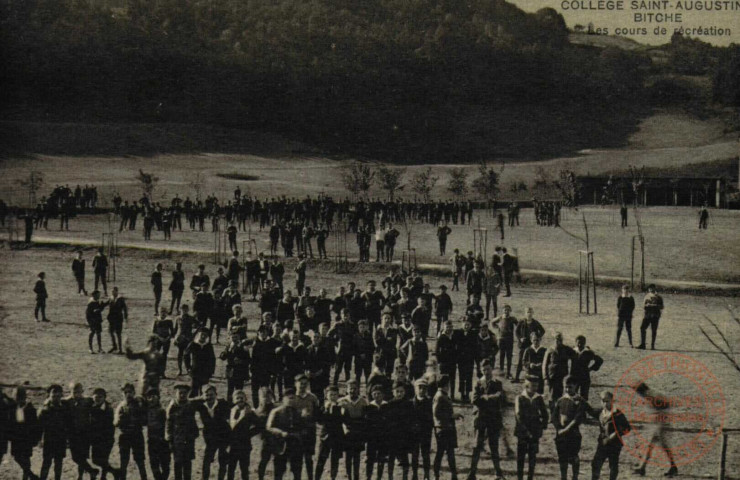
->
[579,175,732,208]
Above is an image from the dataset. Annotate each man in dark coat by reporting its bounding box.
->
[185,329,216,397]
[72,250,88,296]
[34,272,49,322]
[92,248,109,296]
[9,386,41,480]
[90,388,118,480]
[65,383,100,479]
[38,384,68,480]
[198,385,231,480]
[469,359,506,480]
[166,384,200,480]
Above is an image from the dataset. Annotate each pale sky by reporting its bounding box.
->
[510,0,740,46]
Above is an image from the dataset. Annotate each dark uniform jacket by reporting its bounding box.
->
[166,400,199,460]
[198,399,232,445]
[10,402,41,458]
[186,341,216,382]
[221,340,251,382]
[570,347,604,382]
[38,400,69,457]
[435,332,457,368]
[89,401,115,447]
[514,392,549,440]
[472,376,505,430]
[72,259,85,279]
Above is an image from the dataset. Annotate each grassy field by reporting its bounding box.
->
[13,205,740,285]
[0,245,738,479]
[0,111,737,208]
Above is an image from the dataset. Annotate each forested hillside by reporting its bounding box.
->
[1,0,737,160]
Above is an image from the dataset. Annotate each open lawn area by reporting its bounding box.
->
[0,245,738,479]
[11,205,740,285]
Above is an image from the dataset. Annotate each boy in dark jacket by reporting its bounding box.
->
[228,390,261,480]
[10,386,41,480]
[38,384,68,480]
[145,389,169,480]
[615,285,635,347]
[198,385,231,480]
[514,378,549,480]
[185,329,216,397]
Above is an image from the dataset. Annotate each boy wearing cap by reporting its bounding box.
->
[483,266,501,321]
[166,384,199,480]
[145,389,169,480]
[450,250,465,292]
[589,391,631,480]
[433,285,452,335]
[401,326,429,381]
[169,262,185,314]
[432,375,462,480]
[266,388,302,480]
[89,389,117,480]
[307,323,336,405]
[411,379,433,480]
[228,390,261,480]
[522,333,546,394]
[198,385,231,480]
[385,381,414,480]
[375,312,399,377]
[251,325,280,407]
[637,284,664,350]
[514,378,549,480]
[492,305,518,380]
[65,382,100,480]
[92,248,108,296]
[114,383,148,480]
[185,328,216,397]
[354,320,375,384]
[362,280,385,329]
[193,284,215,337]
[328,309,356,386]
[454,318,477,403]
[39,384,68,480]
[174,304,196,375]
[107,287,128,354]
[615,285,635,347]
[543,332,575,406]
[221,329,251,400]
[514,308,545,384]
[151,263,164,314]
[10,386,41,480]
[435,321,457,400]
[87,290,109,354]
[189,264,210,297]
[153,307,176,366]
[570,335,603,401]
[469,359,505,480]
[476,325,499,377]
[294,374,320,480]
[364,384,387,480]
[294,253,307,296]
[339,381,368,480]
[72,250,88,296]
[552,376,590,480]
[315,386,344,480]
[34,272,49,322]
